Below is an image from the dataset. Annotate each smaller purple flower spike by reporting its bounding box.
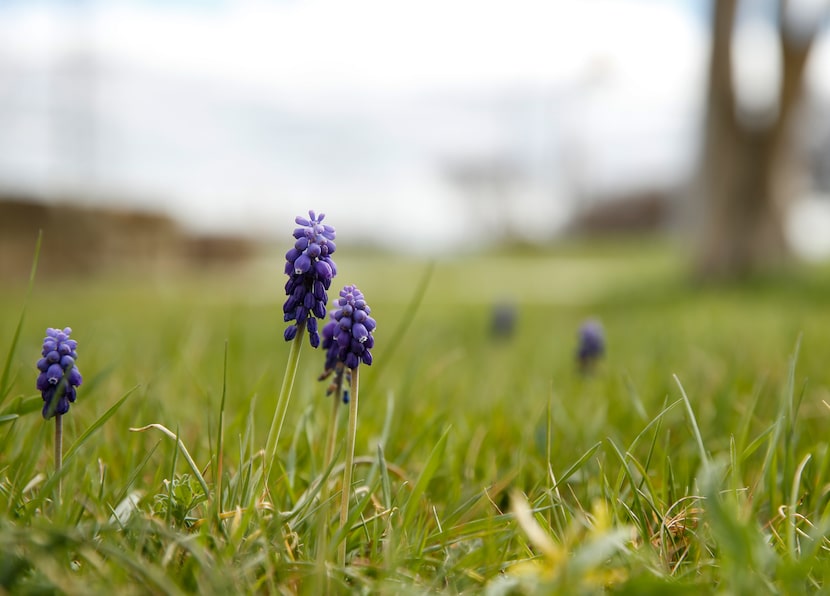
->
[37,327,82,419]
[331,285,376,370]
[283,210,337,347]
[576,319,605,374]
[318,285,375,401]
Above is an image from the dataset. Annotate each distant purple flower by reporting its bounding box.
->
[283,210,337,347]
[490,301,517,339]
[36,327,82,419]
[577,320,605,372]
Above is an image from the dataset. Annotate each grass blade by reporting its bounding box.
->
[403,425,451,528]
[0,231,42,405]
[130,421,210,500]
[552,441,602,491]
[673,374,709,468]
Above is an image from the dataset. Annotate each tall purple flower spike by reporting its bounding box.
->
[283,210,337,347]
[36,327,82,419]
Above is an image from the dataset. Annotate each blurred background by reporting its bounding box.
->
[0,0,829,280]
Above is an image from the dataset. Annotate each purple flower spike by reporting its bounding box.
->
[37,327,82,419]
[576,319,605,373]
[332,285,375,370]
[282,210,337,347]
[318,286,376,403]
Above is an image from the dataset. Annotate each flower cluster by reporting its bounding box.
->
[321,285,376,372]
[576,320,605,371]
[36,327,82,419]
[283,211,337,347]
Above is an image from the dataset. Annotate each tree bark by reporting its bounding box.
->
[695,0,818,279]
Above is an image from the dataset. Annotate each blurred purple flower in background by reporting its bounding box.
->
[490,301,517,339]
[283,210,337,347]
[577,319,605,373]
[36,327,82,419]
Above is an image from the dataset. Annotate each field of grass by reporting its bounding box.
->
[3,237,830,594]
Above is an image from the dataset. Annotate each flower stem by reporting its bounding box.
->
[324,387,341,476]
[264,322,305,485]
[314,389,341,576]
[55,413,63,504]
[338,366,360,566]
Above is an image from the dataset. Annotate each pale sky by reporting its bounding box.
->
[0,0,828,251]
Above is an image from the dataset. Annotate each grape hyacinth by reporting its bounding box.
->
[330,284,375,566]
[576,319,605,373]
[330,285,376,370]
[36,327,82,419]
[283,210,337,347]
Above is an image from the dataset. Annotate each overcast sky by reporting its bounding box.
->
[0,0,828,251]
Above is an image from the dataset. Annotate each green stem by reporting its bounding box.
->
[55,413,63,504]
[338,367,360,566]
[324,387,341,477]
[314,390,341,576]
[264,322,305,485]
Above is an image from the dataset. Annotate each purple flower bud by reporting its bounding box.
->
[36,372,49,391]
[37,327,82,419]
[321,321,338,371]
[282,210,337,347]
[286,247,301,263]
[46,363,64,384]
[314,260,332,280]
[294,254,312,274]
[68,367,82,387]
[336,332,351,348]
[312,302,327,319]
[306,243,321,258]
[352,323,369,343]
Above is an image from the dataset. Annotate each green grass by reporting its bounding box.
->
[3,240,830,593]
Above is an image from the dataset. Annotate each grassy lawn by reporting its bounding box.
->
[2,238,830,593]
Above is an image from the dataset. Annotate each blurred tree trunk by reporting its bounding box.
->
[696,0,819,278]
